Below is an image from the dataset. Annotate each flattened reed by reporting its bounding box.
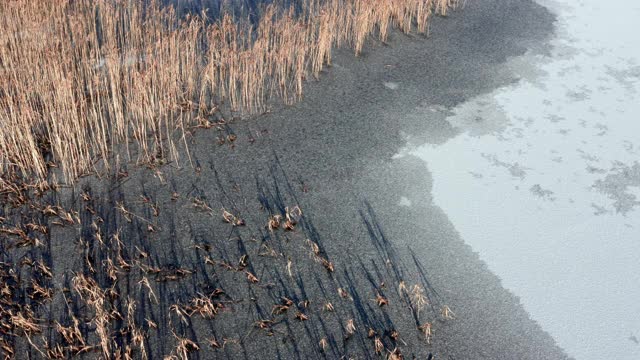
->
[0,0,457,182]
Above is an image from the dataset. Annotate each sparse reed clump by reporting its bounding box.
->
[0,0,458,183]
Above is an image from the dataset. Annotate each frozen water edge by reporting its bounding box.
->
[395,0,640,359]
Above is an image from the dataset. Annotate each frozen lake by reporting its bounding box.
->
[395,0,640,359]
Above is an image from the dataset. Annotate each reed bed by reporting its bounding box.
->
[0,0,458,182]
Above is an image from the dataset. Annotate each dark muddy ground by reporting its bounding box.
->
[0,0,571,359]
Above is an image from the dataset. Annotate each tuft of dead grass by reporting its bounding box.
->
[71,274,112,358]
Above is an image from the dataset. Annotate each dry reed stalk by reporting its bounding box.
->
[170,329,200,360]
[1,0,457,183]
[71,274,112,359]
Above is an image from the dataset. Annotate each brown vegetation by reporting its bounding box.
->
[0,158,459,358]
[0,0,458,183]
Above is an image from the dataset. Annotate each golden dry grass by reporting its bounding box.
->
[0,0,457,182]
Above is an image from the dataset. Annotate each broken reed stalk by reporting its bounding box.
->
[0,0,457,183]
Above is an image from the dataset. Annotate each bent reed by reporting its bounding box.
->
[0,0,458,183]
